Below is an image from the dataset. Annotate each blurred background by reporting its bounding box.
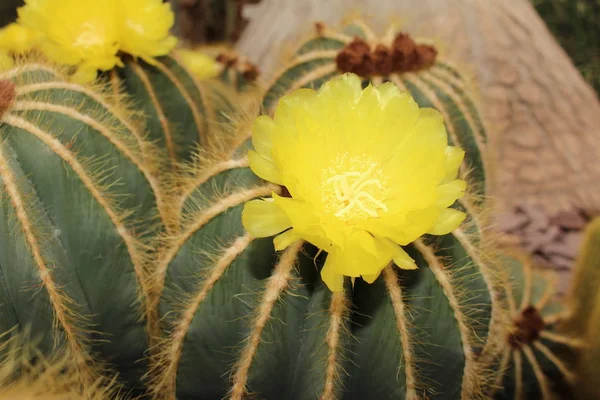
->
[1,1,597,95]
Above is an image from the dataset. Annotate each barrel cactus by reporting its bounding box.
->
[490,255,579,400]
[0,3,584,400]
[567,218,600,400]
[0,63,162,393]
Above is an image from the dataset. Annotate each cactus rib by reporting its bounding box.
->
[13,80,171,228]
[414,239,477,397]
[2,114,155,333]
[321,290,350,400]
[154,184,279,300]
[229,241,304,399]
[150,59,207,146]
[382,267,418,399]
[128,63,177,162]
[0,139,96,382]
[150,234,255,399]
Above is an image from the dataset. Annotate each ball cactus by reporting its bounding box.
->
[0,5,586,400]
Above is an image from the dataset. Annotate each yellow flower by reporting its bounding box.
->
[176,49,222,80]
[0,23,41,55]
[242,73,467,292]
[18,0,122,82]
[117,0,177,64]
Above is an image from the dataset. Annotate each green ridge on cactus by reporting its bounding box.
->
[117,56,208,164]
[0,64,162,392]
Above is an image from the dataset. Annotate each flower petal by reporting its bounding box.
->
[118,0,177,60]
[248,150,284,185]
[436,179,467,208]
[337,232,395,277]
[0,51,13,70]
[273,229,300,251]
[177,49,222,80]
[242,199,291,238]
[393,246,418,270]
[252,115,276,157]
[361,272,380,284]
[427,209,466,235]
[319,72,363,105]
[272,194,331,249]
[321,251,345,292]
[444,146,465,183]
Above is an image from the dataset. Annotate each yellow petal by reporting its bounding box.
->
[248,150,283,185]
[177,49,221,80]
[242,199,291,238]
[383,107,447,194]
[0,23,40,54]
[337,232,395,277]
[0,51,14,70]
[393,246,418,270]
[71,65,100,84]
[321,252,345,292]
[436,180,466,208]
[319,72,363,104]
[117,0,177,60]
[19,0,121,72]
[361,272,380,284]
[444,146,465,183]
[272,194,331,249]
[427,209,466,235]
[252,115,276,157]
[273,229,300,251]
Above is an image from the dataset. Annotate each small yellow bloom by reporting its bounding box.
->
[117,0,177,64]
[0,23,40,55]
[176,49,222,80]
[18,0,122,82]
[242,73,467,292]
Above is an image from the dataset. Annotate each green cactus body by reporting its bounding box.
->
[569,218,600,399]
[491,255,579,400]
[0,63,164,391]
[114,55,234,165]
[152,167,498,399]
[150,22,503,400]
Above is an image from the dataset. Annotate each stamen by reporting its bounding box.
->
[324,156,388,222]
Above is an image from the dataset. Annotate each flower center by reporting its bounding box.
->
[322,154,388,223]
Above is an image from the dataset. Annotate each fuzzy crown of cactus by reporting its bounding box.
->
[0,2,586,400]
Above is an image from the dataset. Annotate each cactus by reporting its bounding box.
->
[151,162,501,399]
[111,55,239,166]
[0,11,583,400]
[0,62,165,392]
[489,254,579,399]
[148,22,505,400]
[568,218,600,399]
